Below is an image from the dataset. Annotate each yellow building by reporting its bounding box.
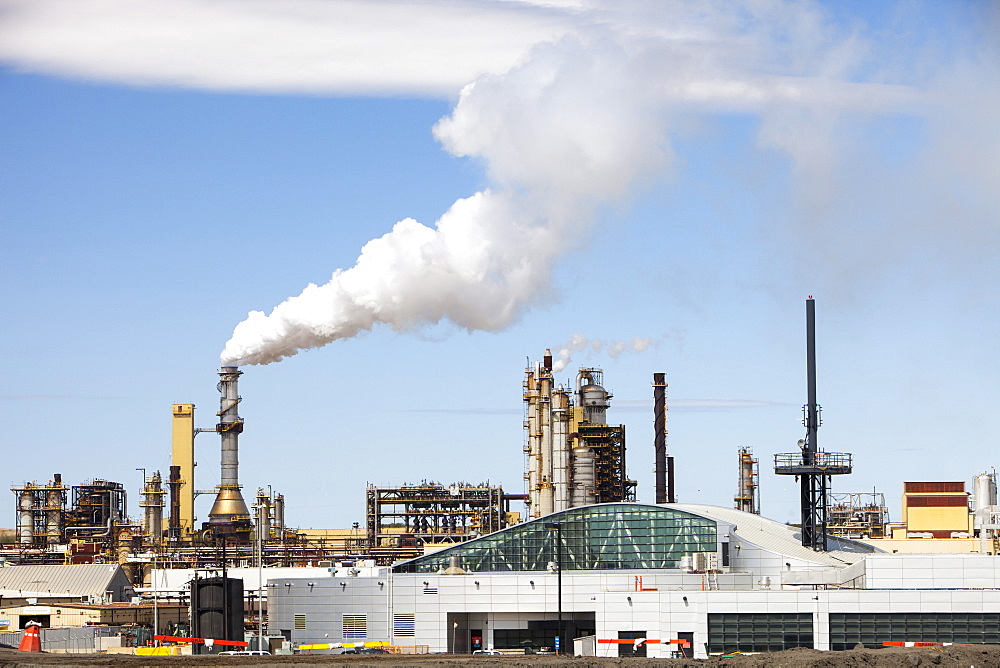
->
[858,480,987,554]
[896,481,973,538]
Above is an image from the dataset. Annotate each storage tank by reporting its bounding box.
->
[570,447,596,507]
[577,369,611,425]
[18,487,34,545]
[974,473,997,511]
[973,472,997,531]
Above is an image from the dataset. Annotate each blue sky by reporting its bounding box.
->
[1,0,997,530]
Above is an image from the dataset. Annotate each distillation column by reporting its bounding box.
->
[140,471,166,541]
[273,493,285,539]
[45,474,64,544]
[538,351,555,516]
[18,485,34,545]
[552,386,571,512]
[524,364,541,518]
[254,489,272,543]
[735,448,760,514]
[207,366,252,530]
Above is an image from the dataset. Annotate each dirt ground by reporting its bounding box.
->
[2,645,999,668]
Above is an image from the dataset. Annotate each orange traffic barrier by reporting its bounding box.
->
[18,623,42,652]
[597,639,690,647]
[883,641,972,647]
[154,635,248,648]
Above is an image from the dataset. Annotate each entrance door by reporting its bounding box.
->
[618,630,647,657]
[677,632,695,658]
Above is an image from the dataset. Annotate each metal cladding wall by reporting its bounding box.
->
[191,577,243,652]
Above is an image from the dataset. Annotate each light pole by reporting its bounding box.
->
[545,523,562,655]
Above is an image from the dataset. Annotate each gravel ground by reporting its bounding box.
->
[2,645,999,667]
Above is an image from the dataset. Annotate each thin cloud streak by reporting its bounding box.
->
[0,0,573,96]
[615,398,791,413]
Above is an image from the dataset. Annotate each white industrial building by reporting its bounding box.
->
[268,503,1000,658]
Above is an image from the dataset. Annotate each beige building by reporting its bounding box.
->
[1,600,186,633]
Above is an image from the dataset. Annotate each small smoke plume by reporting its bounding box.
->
[551,334,654,373]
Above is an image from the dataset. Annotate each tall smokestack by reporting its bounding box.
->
[653,373,674,504]
[208,366,251,528]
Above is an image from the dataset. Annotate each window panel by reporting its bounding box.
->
[394,504,717,573]
[708,614,813,653]
[829,613,1000,650]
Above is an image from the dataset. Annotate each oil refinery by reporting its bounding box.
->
[2,299,999,657]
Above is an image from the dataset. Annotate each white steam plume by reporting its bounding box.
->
[551,334,654,373]
[205,2,997,366]
[222,33,668,366]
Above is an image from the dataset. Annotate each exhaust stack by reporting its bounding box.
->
[653,373,674,504]
[207,366,251,530]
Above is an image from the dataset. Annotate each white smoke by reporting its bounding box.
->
[206,2,998,365]
[551,334,654,373]
[222,33,670,365]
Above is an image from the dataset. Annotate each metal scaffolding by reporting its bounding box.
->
[826,492,889,539]
[366,482,508,555]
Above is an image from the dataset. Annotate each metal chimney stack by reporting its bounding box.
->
[208,366,251,528]
[653,373,675,504]
[773,297,852,550]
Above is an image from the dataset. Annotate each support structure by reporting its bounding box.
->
[366,483,507,554]
[826,492,888,539]
[774,297,852,550]
[171,403,196,537]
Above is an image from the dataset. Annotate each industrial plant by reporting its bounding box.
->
[3,298,999,657]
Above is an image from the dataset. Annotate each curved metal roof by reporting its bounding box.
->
[672,503,882,565]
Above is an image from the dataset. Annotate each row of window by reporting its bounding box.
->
[828,613,1000,650]
[708,613,1000,653]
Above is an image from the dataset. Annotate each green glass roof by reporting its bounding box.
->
[393,503,718,573]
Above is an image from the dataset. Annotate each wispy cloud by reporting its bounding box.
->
[0,394,120,401]
[400,407,522,416]
[0,394,78,400]
[614,398,791,413]
[0,0,573,96]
